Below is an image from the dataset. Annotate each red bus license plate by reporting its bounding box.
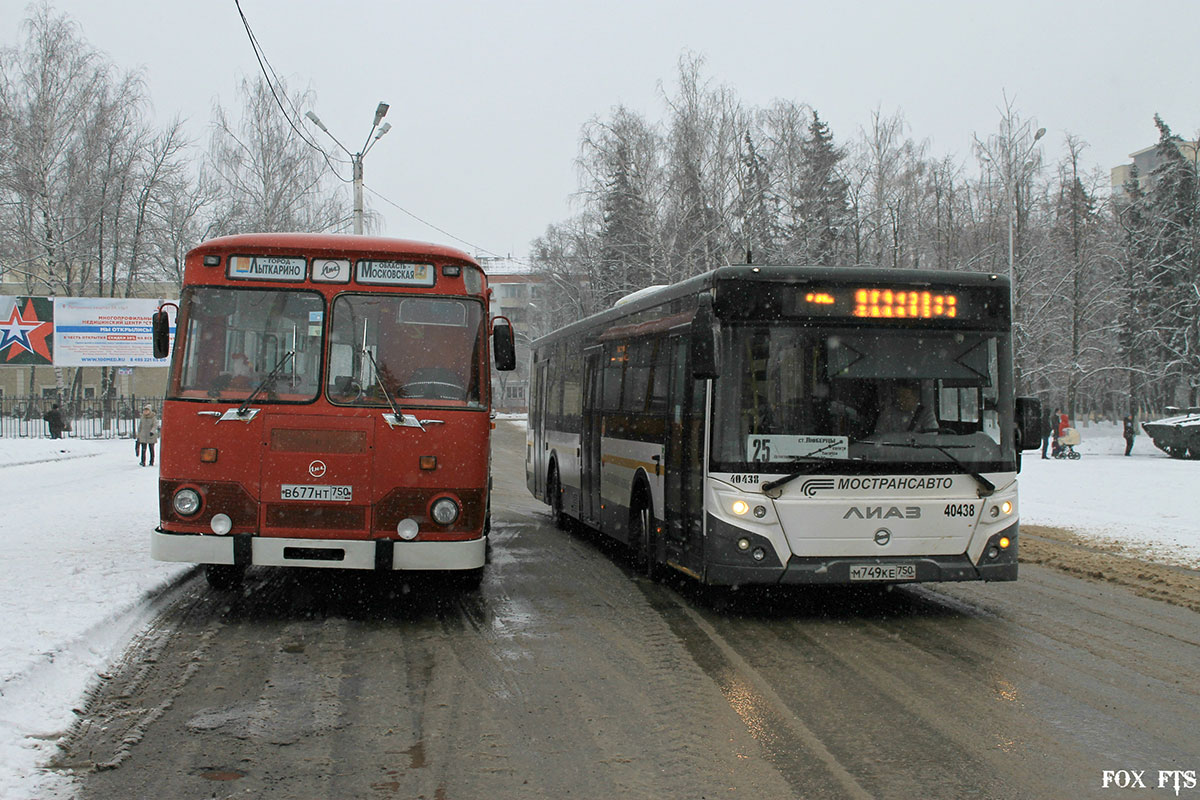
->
[280,484,352,502]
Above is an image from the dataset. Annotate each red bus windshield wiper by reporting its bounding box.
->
[236,351,295,416]
[361,347,407,423]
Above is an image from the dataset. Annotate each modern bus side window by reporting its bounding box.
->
[622,340,653,414]
[602,343,625,411]
[545,352,564,430]
[562,353,583,433]
[648,339,669,414]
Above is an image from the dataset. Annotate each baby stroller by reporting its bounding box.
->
[1053,427,1082,460]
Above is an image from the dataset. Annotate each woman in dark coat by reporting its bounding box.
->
[43,404,65,439]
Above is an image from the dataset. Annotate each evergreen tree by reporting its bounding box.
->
[795,110,849,265]
[1115,164,1153,414]
[1139,116,1200,406]
[597,140,656,304]
[736,129,778,264]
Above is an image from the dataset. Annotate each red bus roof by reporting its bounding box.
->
[187,233,479,267]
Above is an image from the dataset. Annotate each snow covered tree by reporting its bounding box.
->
[792,110,849,265]
[1122,116,1200,408]
[735,128,780,264]
[204,76,347,236]
[578,106,661,304]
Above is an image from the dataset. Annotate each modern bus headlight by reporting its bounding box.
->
[431,497,460,526]
[731,500,750,516]
[172,488,202,516]
[989,500,1014,518]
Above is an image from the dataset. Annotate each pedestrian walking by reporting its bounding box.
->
[43,404,65,440]
[1123,414,1136,456]
[1041,407,1054,458]
[136,405,160,466]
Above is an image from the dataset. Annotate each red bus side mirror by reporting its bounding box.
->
[152,309,172,359]
[493,318,516,371]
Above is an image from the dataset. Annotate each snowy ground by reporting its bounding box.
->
[1020,420,1200,568]
[0,417,1195,798]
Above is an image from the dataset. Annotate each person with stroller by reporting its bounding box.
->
[1052,409,1082,459]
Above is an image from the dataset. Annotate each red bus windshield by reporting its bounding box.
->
[326,294,486,409]
[169,286,487,409]
[173,287,325,403]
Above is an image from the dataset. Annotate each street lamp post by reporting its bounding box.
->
[305,102,392,235]
[1007,126,1046,281]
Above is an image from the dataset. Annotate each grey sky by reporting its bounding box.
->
[4,0,1196,259]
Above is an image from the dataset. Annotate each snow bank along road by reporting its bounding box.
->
[51,423,1200,798]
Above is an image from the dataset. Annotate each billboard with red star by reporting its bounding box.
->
[0,296,54,365]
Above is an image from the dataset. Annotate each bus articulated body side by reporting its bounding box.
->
[151,233,515,590]
[526,266,1042,587]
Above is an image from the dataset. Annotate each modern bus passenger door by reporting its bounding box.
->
[581,348,603,524]
[532,360,548,500]
[664,338,705,563]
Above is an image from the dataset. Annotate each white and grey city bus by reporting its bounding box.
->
[526,266,1042,586]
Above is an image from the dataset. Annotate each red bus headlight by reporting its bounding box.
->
[173,488,202,516]
[431,497,460,526]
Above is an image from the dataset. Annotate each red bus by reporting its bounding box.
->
[150,233,515,590]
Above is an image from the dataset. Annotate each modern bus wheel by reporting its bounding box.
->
[629,494,658,579]
[548,466,566,529]
[204,564,245,591]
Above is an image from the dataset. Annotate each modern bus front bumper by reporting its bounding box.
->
[151,530,486,571]
[702,515,1018,585]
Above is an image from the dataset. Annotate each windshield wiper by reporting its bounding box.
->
[760,440,853,497]
[361,348,408,424]
[858,439,995,497]
[237,351,295,416]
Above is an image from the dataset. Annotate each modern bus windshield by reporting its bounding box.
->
[710,324,1016,472]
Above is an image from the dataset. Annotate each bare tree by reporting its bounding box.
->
[204,76,348,235]
[0,5,146,296]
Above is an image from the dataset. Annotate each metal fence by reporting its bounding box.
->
[0,396,161,439]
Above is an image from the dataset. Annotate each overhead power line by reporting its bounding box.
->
[363,185,531,265]
[233,0,348,181]
[231,0,528,262]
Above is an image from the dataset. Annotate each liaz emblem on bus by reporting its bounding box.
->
[357,260,435,287]
[227,255,306,282]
